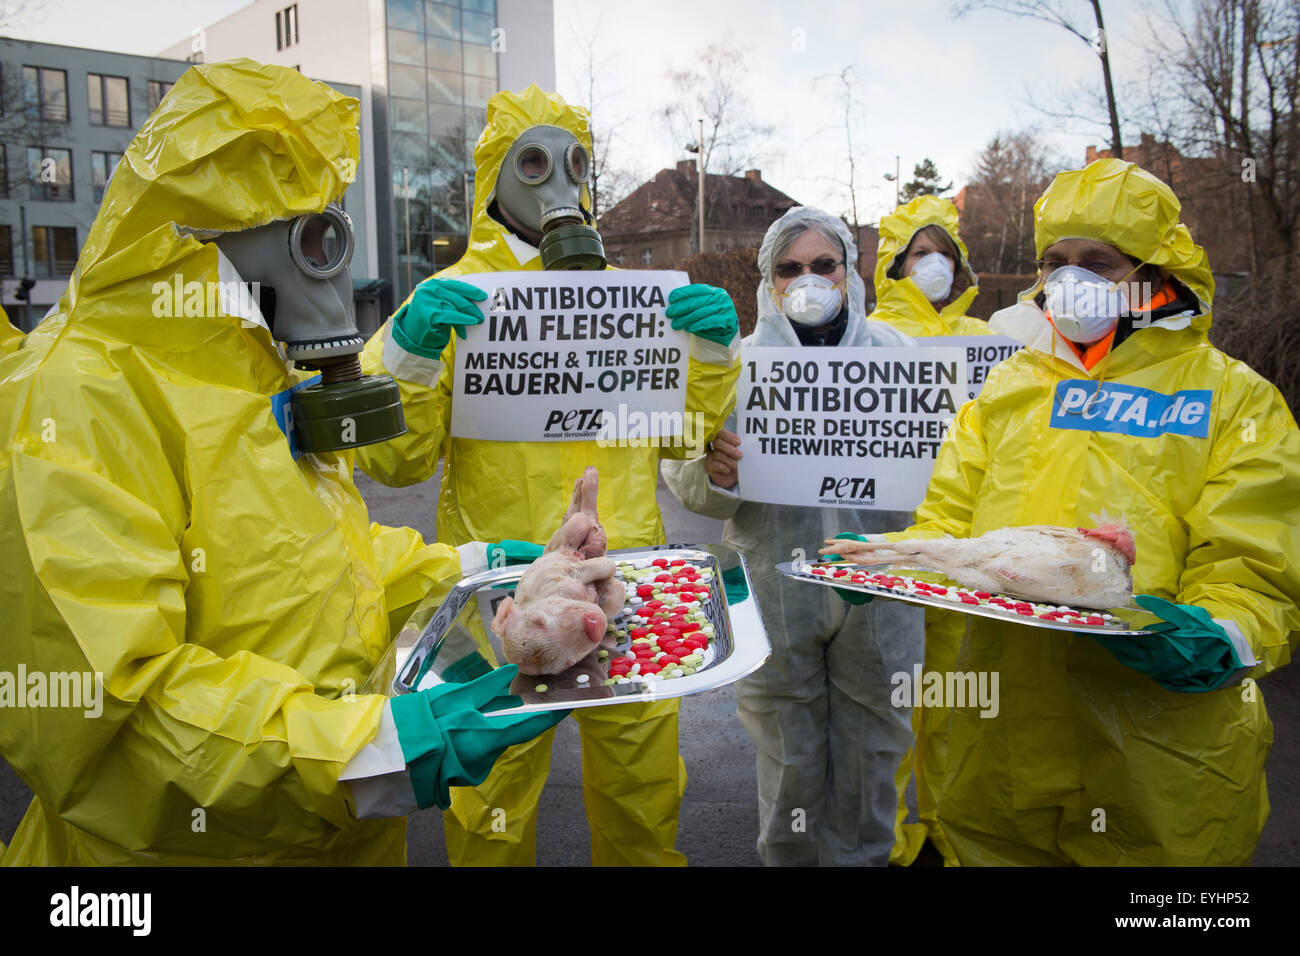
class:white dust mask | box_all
[909,252,954,302]
[1043,265,1129,344]
[780,273,843,326]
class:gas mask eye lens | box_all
[289,205,354,279]
[565,143,590,184]
[515,144,552,184]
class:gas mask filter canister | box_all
[213,204,406,453]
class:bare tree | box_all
[954,0,1125,158]
[1137,0,1300,413]
[568,10,638,218]
[1144,0,1300,264]
[814,66,865,229]
[661,44,773,176]
[962,130,1066,273]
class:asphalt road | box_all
[1,466,1296,866]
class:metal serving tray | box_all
[391,544,769,713]
[776,561,1157,636]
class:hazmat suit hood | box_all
[871,195,980,335]
[58,58,359,394]
[463,84,595,269]
[754,206,911,348]
[1032,157,1214,316]
[989,159,1215,372]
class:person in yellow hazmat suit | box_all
[830,158,1300,865]
[354,85,741,866]
[0,305,19,357]
[0,60,563,867]
[867,195,993,867]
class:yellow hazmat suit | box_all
[0,61,460,865]
[868,195,992,866]
[356,86,740,865]
[911,159,1300,865]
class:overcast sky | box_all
[3,0,1185,223]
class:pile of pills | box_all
[799,562,1117,627]
[601,557,718,686]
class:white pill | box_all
[576,673,590,683]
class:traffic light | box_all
[14,277,35,302]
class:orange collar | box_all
[1045,279,1177,370]
[1045,314,1116,370]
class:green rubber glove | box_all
[665,284,739,347]
[389,664,569,809]
[722,564,750,604]
[486,539,545,568]
[390,277,488,359]
[826,532,873,605]
[1086,595,1244,693]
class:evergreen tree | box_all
[900,158,953,201]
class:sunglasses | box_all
[774,257,844,279]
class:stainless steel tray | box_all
[392,544,769,713]
[776,561,1157,636]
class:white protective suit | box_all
[662,207,926,865]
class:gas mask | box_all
[212,204,406,453]
[495,125,606,270]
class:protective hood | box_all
[871,195,980,335]
[59,58,359,394]
[755,206,910,348]
[991,159,1215,374]
[1033,158,1214,311]
[464,85,595,269]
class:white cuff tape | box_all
[381,321,444,388]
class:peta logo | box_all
[1051,381,1212,438]
[544,408,605,431]
[819,476,876,499]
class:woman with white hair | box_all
[662,206,924,865]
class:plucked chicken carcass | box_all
[819,524,1136,609]
[491,467,625,675]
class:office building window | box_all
[0,226,12,277]
[22,66,68,122]
[26,146,73,201]
[147,79,174,112]
[87,74,131,127]
[91,151,123,202]
[32,226,78,276]
[276,3,299,50]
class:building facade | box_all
[0,37,191,329]
[0,36,379,333]
[163,0,557,308]
[598,161,798,269]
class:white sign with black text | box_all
[450,270,690,443]
[924,334,1024,400]
[736,346,966,510]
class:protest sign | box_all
[736,346,966,510]
[924,334,1024,400]
[450,271,690,443]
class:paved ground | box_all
[2,466,1296,866]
